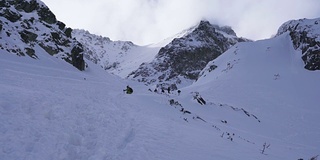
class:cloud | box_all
[42,0,320,45]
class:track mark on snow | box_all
[118,128,135,150]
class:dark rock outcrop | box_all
[0,8,22,22]
[0,0,8,7]
[37,6,56,24]
[57,21,66,30]
[25,47,37,59]
[290,31,320,70]
[71,44,86,71]
[39,43,59,55]
[65,28,72,38]
[15,0,38,13]
[19,30,38,43]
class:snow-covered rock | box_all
[0,0,85,70]
[72,29,161,77]
[276,18,320,70]
[128,20,249,90]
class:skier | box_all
[124,85,133,94]
[177,90,181,96]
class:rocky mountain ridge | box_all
[127,20,249,90]
[73,30,136,69]
[2,0,319,82]
[276,18,320,70]
[0,0,85,70]
[72,29,161,77]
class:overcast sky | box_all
[41,0,320,45]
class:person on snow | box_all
[177,90,181,96]
[124,85,133,94]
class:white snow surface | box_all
[1,32,320,160]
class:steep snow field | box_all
[1,32,319,160]
[191,33,320,158]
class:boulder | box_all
[65,28,72,38]
[38,7,56,24]
[57,21,66,30]
[0,8,22,22]
[19,30,38,43]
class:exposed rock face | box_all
[277,18,320,70]
[0,0,85,71]
[71,44,86,71]
[128,20,248,89]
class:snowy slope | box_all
[1,1,319,159]
[192,32,320,158]
[0,51,239,160]
[72,29,161,78]
[1,32,319,159]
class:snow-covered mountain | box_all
[276,18,320,70]
[1,27,319,160]
[190,21,320,159]
[127,20,249,90]
[1,0,320,159]
[0,0,85,70]
[72,29,160,77]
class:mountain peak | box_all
[276,17,320,70]
[128,21,248,89]
[195,20,237,37]
[198,20,211,28]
